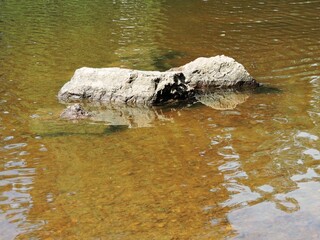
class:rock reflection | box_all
[56,89,252,128]
[88,104,172,128]
[196,90,249,110]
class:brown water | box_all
[0,0,320,239]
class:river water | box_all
[0,0,320,239]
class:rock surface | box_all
[60,104,92,120]
[58,68,194,106]
[170,55,259,89]
[58,55,259,106]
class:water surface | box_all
[0,0,320,239]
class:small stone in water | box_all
[60,104,92,120]
[199,151,206,156]
[30,114,40,118]
[39,147,48,152]
[3,136,14,141]
[19,151,29,156]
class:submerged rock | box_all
[58,55,259,106]
[60,104,92,120]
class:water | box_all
[0,0,320,239]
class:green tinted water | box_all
[0,0,320,239]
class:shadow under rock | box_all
[253,84,282,94]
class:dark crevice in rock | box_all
[153,77,195,105]
[153,77,161,91]
[127,73,138,84]
[99,91,106,100]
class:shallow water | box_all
[0,0,320,239]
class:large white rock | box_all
[58,68,194,106]
[170,55,257,89]
[58,55,259,106]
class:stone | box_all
[57,55,259,106]
[169,55,259,89]
[58,68,194,106]
[60,104,92,120]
